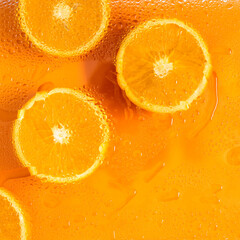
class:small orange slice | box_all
[13,88,110,183]
[18,0,110,57]
[0,188,29,240]
[117,19,212,113]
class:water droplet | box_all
[227,146,240,166]
[200,195,220,204]
[226,3,233,9]
[211,184,223,193]
[63,220,71,229]
[74,214,87,223]
[38,82,55,92]
[157,188,180,202]
[214,47,233,55]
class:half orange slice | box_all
[13,88,110,183]
[117,19,212,113]
[18,0,110,57]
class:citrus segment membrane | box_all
[18,0,110,57]
[117,19,212,113]
[13,88,110,183]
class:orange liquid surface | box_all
[1,0,240,239]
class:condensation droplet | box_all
[38,82,55,92]
[227,146,240,166]
[211,184,223,193]
[157,188,180,202]
[200,195,220,204]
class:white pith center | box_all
[53,2,81,23]
[53,2,73,22]
[52,124,71,144]
[154,56,173,78]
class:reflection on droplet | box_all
[145,162,165,183]
[115,189,137,212]
[227,146,240,166]
[213,47,232,55]
[200,195,220,204]
[63,220,71,229]
[74,215,87,223]
[211,184,223,193]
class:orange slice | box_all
[18,0,110,57]
[0,188,29,240]
[13,88,110,183]
[117,19,212,113]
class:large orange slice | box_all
[0,188,29,240]
[13,88,110,183]
[18,0,110,57]
[117,19,212,113]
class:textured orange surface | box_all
[1,0,240,239]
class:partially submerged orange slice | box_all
[18,0,110,57]
[13,88,110,183]
[117,19,212,113]
[0,188,29,240]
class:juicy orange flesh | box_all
[121,22,206,107]
[17,92,105,178]
[19,0,104,52]
[0,193,22,240]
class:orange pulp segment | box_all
[0,188,29,240]
[117,19,212,113]
[18,0,110,57]
[13,88,110,183]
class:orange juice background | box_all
[1,0,240,239]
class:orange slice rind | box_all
[117,19,212,113]
[13,88,110,183]
[0,188,29,240]
[18,0,110,57]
